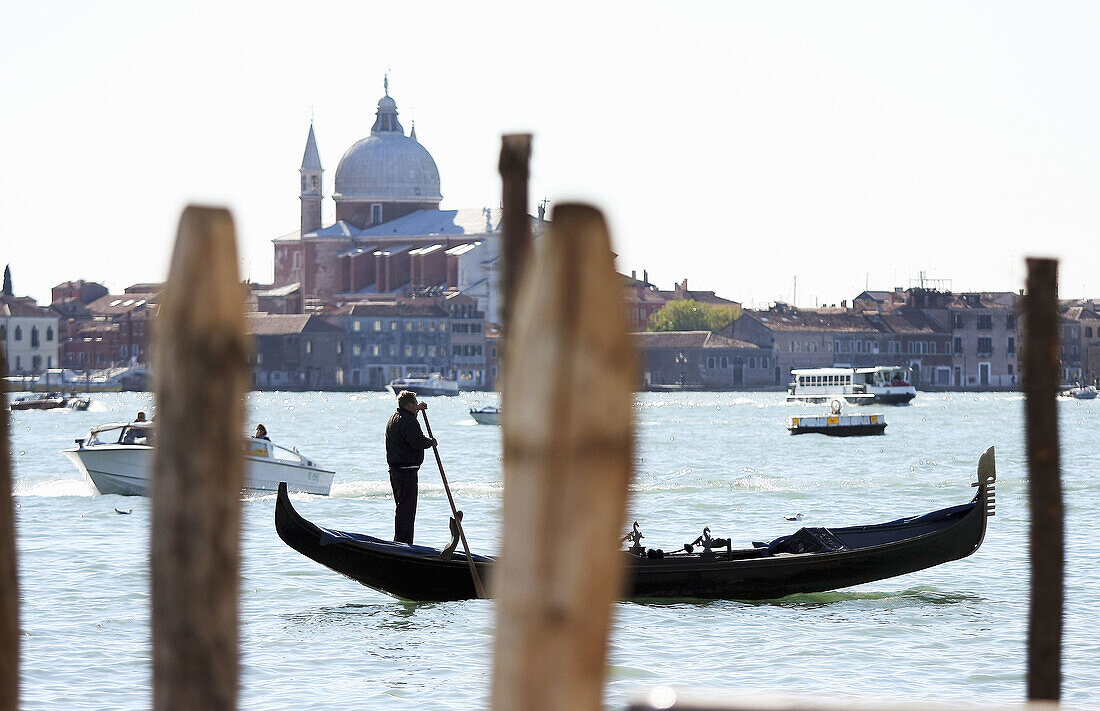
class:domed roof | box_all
[334,90,442,204]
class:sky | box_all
[3,1,1099,309]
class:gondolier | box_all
[386,390,437,544]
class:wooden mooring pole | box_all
[492,204,636,711]
[498,133,533,341]
[151,206,249,711]
[1023,257,1064,702]
[0,346,19,711]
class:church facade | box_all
[271,82,541,326]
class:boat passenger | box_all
[385,390,437,544]
[254,424,270,441]
[122,412,148,444]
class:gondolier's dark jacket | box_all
[386,408,434,469]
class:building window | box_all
[353,320,361,332]
[336,368,344,386]
[429,345,436,356]
[1007,336,1016,354]
[888,341,900,354]
[977,314,993,330]
[405,345,413,356]
[953,313,964,329]
[371,204,383,224]
[389,344,396,356]
[762,357,769,368]
[1087,327,1094,339]
[390,321,397,330]
[417,345,425,356]
[954,337,963,354]
[14,326,21,341]
[305,340,313,354]
[31,327,40,348]
[374,320,382,331]
[417,321,424,331]
[429,321,436,332]
[1007,314,1017,330]
[707,357,716,369]
[337,341,344,355]
[440,347,447,357]
[977,336,993,354]
[834,340,843,353]
[371,345,380,356]
[405,322,412,331]
[929,341,937,355]
[353,344,362,356]
[46,326,54,341]
[749,357,756,368]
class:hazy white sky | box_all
[3,1,1098,308]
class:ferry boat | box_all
[62,421,334,497]
[787,366,916,405]
[788,400,887,437]
[386,373,459,397]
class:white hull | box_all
[63,446,334,497]
[469,408,501,425]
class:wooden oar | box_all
[420,408,487,599]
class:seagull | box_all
[115,508,133,515]
[785,513,803,521]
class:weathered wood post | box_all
[498,133,533,340]
[0,346,19,711]
[492,204,636,711]
[1022,257,1064,702]
[151,206,249,711]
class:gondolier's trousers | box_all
[389,467,419,544]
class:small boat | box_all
[10,392,68,411]
[275,448,996,602]
[787,366,916,405]
[9,391,91,411]
[469,405,501,425]
[1059,386,1098,400]
[63,421,334,497]
[788,400,886,436]
[386,373,459,397]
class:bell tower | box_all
[299,123,323,235]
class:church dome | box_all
[333,91,442,204]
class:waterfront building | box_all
[247,313,345,390]
[939,291,1020,389]
[324,301,451,389]
[634,331,771,390]
[444,291,487,389]
[1,269,60,376]
[1061,302,1100,383]
[61,292,158,370]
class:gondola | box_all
[275,447,996,602]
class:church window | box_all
[311,176,319,190]
[371,204,383,225]
[301,176,306,193]
[14,326,21,341]
[353,320,361,332]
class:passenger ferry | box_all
[787,366,916,405]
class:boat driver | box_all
[123,411,149,445]
[385,390,437,544]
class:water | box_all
[9,392,1100,709]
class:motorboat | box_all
[469,405,501,425]
[1059,386,1098,400]
[9,392,89,411]
[63,421,334,497]
[787,399,886,436]
[787,366,917,405]
[275,448,996,602]
[386,373,459,397]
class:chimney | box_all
[841,300,847,309]
[631,270,637,281]
[643,270,648,285]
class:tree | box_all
[2,265,10,297]
[647,299,742,333]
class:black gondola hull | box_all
[275,450,995,603]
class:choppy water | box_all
[8,391,1100,709]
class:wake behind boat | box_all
[63,421,334,496]
[275,448,996,602]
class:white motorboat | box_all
[469,405,501,425]
[386,373,459,397]
[1060,385,1098,400]
[62,421,334,497]
[787,366,916,405]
